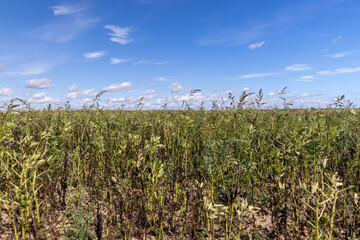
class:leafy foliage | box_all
[0,91,360,239]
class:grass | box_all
[0,89,359,239]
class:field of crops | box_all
[1,98,360,239]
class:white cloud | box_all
[21,66,48,75]
[333,35,342,43]
[317,71,331,75]
[243,87,250,91]
[11,62,53,76]
[168,82,190,94]
[293,79,312,83]
[25,78,54,89]
[37,12,98,42]
[32,92,47,99]
[141,89,158,100]
[109,96,138,103]
[285,64,311,71]
[104,25,133,45]
[82,98,93,106]
[337,67,360,74]
[26,92,65,106]
[68,84,78,92]
[0,87,14,97]
[295,79,312,82]
[154,60,179,65]
[301,75,314,79]
[248,41,265,49]
[317,67,360,75]
[102,82,133,92]
[28,95,65,106]
[30,96,53,104]
[331,52,346,58]
[93,89,334,110]
[235,72,280,79]
[144,89,156,95]
[134,60,152,66]
[107,97,127,103]
[82,89,97,97]
[67,92,82,99]
[67,89,97,99]
[84,51,105,58]
[51,5,85,16]
[153,77,168,82]
[326,50,358,58]
[110,58,131,64]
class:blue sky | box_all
[0,0,360,109]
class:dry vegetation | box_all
[0,89,359,239]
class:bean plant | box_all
[0,89,359,239]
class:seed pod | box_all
[30,142,39,148]
[6,122,16,129]
[36,159,46,167]
[111,177,117,183]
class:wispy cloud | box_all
[32,92,47,99]
[326,50,358,58]
[9,62,53,76]
[143,89,156,95]
[293,75,314,82]
[154,60,180,65]
[110,58,131,64]
[301,75,315,79]
[234,72,280,79]
[102,82,133,92]
[333,35,342,43]
[133,60,179,66]
[317,66,360,75]
[317,71,331,75]
[168,82,190,94]
[84,51,105,59]
[37,19,98,42]
[293,79,312,82]
[25,78,54,89]
[28,93,64,105]
[0,87,14,97]
[285,64,311,71]
[153,77,168,82]
[0,64,6,73]
[329,52,346,58]
[200,24,268,46]
[66,84,78,92]
[36,5,98,42]
[104,25,133,45]
[67,89,97,99]
[248,41,265,49]
[134,60,152,66]
[199,1,344,46]
[151,77,169,86]
[51,5,85,16]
